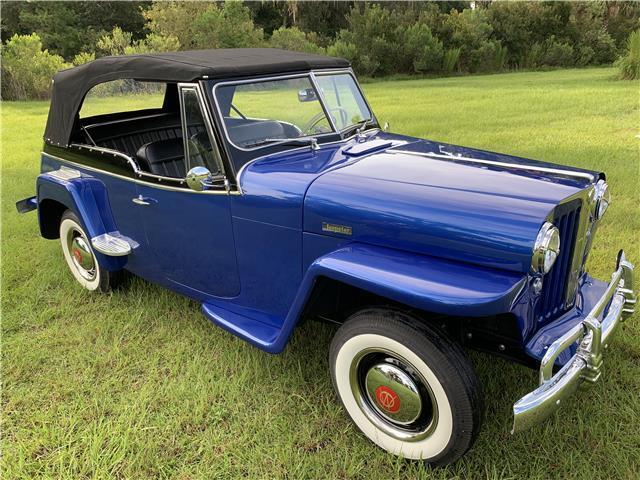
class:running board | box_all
[91,232,135,256]
[202,303,281,350]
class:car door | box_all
[135,83,240,298]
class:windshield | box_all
[314,73,372,131]
[214,72,373,149]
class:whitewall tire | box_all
[329,309,483,465]
[59,210,111,292]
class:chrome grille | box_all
[538,199,582,321]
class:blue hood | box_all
[303,136,593,274]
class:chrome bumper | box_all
[512,250,636,433]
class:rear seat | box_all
[136,138,186,178]
[83,113,199,158]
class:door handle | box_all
[132,195,152,206]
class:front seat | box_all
[136,138,186,178]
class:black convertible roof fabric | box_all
[44,48,349,146]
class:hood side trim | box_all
[393,150,596,182]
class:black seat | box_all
[227,120,287,147]
[136,138,186,178]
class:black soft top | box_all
[44,48,349,147]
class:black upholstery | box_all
[136,138,186,178]
[227,119,287,147]
[84,113,183,157]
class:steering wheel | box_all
[302,107,350,135]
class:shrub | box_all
[72,51,96,66]
[126,33,181,55]
[403,23,444,73]
[327,39,380,77]
[616,30,640,80]
[269,27,323,54]
[192,2,263,49]
[440,9,494,72]
[541,36,574,67]
[96,27,133,56]
[145,1,263,50]
[442,47,461,74]
[1,34,69,100]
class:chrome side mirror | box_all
[185,166,212,191]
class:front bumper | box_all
[512,250,636,433]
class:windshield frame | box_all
[210,68,377,153]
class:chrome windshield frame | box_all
[210,68,377,153]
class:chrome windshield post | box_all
[309,71,339,134]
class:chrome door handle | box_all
[132,195,151,206]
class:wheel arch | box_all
[36,173,126,271]
[272,243,531,362]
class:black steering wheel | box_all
[302,107,349,135]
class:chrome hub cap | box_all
[350,349,438,441]
[365,363,422,424]
[67,229,96,280]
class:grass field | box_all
[2,68,639,479]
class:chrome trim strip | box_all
[310,71,339,133]
[211,72,340,153]
[512,251,635,433]
[562,186,595,305]
[41,152,239,195]
[177,82,227,176]
[393,150,597,182]
[211,69,376,155]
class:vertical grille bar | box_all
[538,200,582,321]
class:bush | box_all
[192,2,263,49]
[440,9,494,72]
[442,48,461,74]
[403,23,443,73]
[327,39,380,77]
[1,34,69,100]
[616,30,640,80]
[96,27,133,56]
[541,36,575,67]
[269,27,323,54]
[72,51,96,66]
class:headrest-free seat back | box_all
[136,138,186,178]
[227,120,286,148]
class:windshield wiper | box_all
[250,136,319,150]
[341,118,375,139]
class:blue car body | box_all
[38,129,603,362]
[18,49,635,437]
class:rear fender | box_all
[37,172,126,271]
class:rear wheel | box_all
[329,308,483,465]
[59,210,113,292]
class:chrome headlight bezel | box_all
[531,222,561,274]
[593,179,610,221]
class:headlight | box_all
[531,222,560,274]
[594,179,610,220]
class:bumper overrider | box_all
[512,250,636,433]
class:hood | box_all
[304,138,593,273]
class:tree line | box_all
[2,1,639,100]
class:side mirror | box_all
[298,88,317,103]
[185,166,212,192]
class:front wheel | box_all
[329,308,484,465]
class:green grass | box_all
[2,67,639,479]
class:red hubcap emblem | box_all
[73,248,83,263]
[375,385,400,413]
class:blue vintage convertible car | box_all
[17,49,636,464]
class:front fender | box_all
[37,173,126,271]
[301,243,527,318]
[253,243,526,353]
